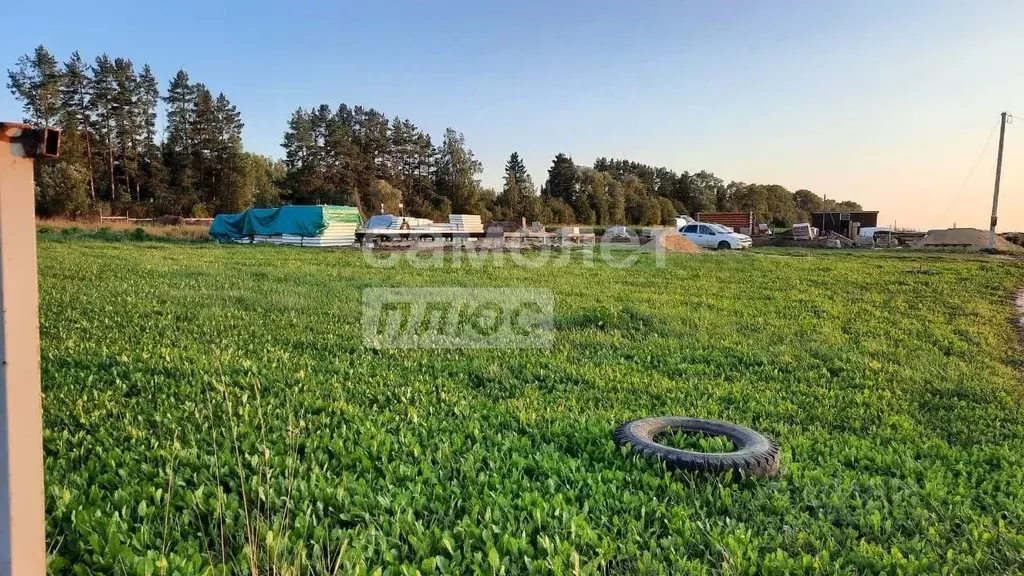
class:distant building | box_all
[811,211,879,238]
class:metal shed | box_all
[811,211,879,238]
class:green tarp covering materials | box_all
[209,205,362,240]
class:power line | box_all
[937,119,1001,221]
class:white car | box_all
[680,223,752,250]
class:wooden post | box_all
[989,112,1008,250]
[0,123,50,575]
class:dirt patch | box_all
[641,230,700,254]
[917,228,1022,251]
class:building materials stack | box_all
[791,223,817,240]
[209,205,362,247]
[281,220,359,247]
[448,214,484,234]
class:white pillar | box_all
[0,122,46,575]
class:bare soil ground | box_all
[641,230,700,253]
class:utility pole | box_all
[989,112,1008,250]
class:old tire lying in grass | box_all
[614,417,780,477]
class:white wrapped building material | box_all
[448,214,484,233]
[279,222,358,247]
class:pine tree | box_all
[545,154,577,202]
[6,45,62,126]
[135,65,159,146]
[90,55,118,203]
[212,93,248,212]
[6,45,258,217]
[60,51,96,201]
[500,152,534,219]
[386,116,412,185]
[282,108,322,204]
[434,128,482,215]
[190,84,218,212]
[112,58,138,198]
[163,70,197,207]
[133,65,161,202]
[349,107,389,212]
[214,93,243,145]
[325,106,362,209]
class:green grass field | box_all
[38,237,1024,574]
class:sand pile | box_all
[642,230,700,253]
[917,227,1022,251]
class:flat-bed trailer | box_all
[356,229,487,243]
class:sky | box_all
[2,0,1022,230]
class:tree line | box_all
[531,157,863,226]
[7,45,281,218]
[282,104,862,227]
[9,44,862,225]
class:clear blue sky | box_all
[3,0,1022,229]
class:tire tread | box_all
[614,417,781,477]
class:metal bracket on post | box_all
[0,121,59,575]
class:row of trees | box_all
[7,45,282,217]
[281,105,489,221]
[9,45,862,225]
[280,100,862,226]
[516,156,862,226]
[282,103,862,227]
